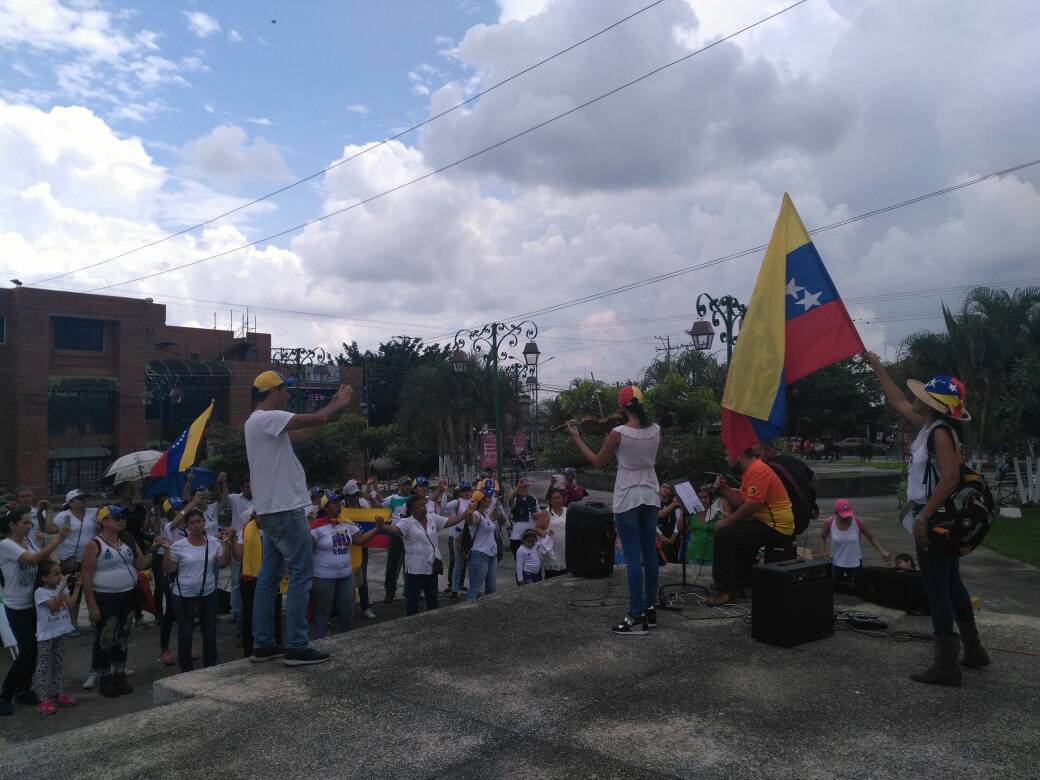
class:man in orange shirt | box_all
[709,448,795,605]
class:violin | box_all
[553,383,626,435]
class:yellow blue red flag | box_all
[150,400,215,475]
[721,194,864,459]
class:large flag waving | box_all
[150,400,215,476]
[721,194,864,459]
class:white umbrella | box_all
[103,450,163,485]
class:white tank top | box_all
[91,537,138,594]
[907,421,959,504]
[828,517,861,568]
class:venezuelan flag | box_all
[721,194,864,459]
[150,400,215,476]
[340,506,393,550]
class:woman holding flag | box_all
[567,385,661,636]
[865,352,987,686]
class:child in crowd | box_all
[33,561,80,714]
[515,528,544,585]
[894,553,916,570]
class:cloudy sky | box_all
[1,0,1037,394]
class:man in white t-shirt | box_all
[244,370,352,667]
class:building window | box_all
[53,316,104,351]
[48,453,112,496]
[48,378,118,435]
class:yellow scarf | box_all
[241,519,287,593]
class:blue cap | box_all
[414,476,430,488]
[458,480,472,491]
[564,467,577,476]
[324,490,344,503]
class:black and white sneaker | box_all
[645,605,658,629]
[282,647,331,667]
[612,613,649,636]
[249,645,285,663]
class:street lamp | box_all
[453,321,539,486]
[688,319,715,352]
[695,293,747,362]
[450,349,468,374]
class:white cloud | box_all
[345,103,369,115]
[179,124,292,189]
[227,29,243,43]
[245,116,274,126]
[184,11,220,39]
[498,0,550,24]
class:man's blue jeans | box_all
[916,541,973,636]
[253,507,312,650]
[466,551,498,603]
[615,505,660,615]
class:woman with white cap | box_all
[865,352,988,686]
[53,489,98,637]
[567,385,661,636]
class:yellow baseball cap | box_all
[253,370,296,392]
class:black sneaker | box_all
[249,645,286,663]
[645,606,658,629]
[282,647,331,667]
[383,593,395,604]
[612,613,649,636]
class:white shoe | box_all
[362,608,376,619]
[82,671,99,690]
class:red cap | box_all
[618,385,644,407]
[834,498,854,519]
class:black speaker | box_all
[565,500,615,578]
[751,559,833,648]
[855,565,930,615]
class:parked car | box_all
[833,437,887,454]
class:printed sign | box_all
[481,432,497,468]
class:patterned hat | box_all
[907,375,972,422]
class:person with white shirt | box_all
[464,490,500,604]
[155,497,187,667]
[309,491,381,638]
[541,488,569,578]
[14,486,53,546]
[244,370,352,667]
[32,561,81,714]
[54,489,99,636]
[342,479,377,619]
[443,481,473,599]
[506,478,540,560]
[515,529,544,584]
[378,494,471,616]
[226,481,254,628]
[0,507,70,716]
[158,508,233,673]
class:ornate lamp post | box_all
[272,346,333,412]
[453,321,539,485]
[694,293,747,362]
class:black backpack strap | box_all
[768,459,805,505]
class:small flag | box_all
[150,400,215,476]
[721,194,864,459]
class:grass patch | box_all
[836,460,905,470]
[983,508,1040,567]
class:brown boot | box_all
[113,672,133,695]
[957,618,991,668]
[99,675,120,698]
[910,635,962,686]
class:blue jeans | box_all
[310,574,355,638]
[449,541,467,592]
[466,551,498,603]
[615,505,660,615]
[916,542,973,636]
[254,507,313,650]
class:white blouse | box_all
[612,423,661,513]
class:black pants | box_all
[509,539,522,559]
[544,568,568,579]
[1,606,36,700]
[712,521,793,593]
[173,592,219,673]
[239,578,283,658]
[404,573,439,616]
[385,535,405,596]
[92,590,132,671]
[357,547,371,611]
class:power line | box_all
[25,0,672,288]
[68,0,811,294]
[490,157,1040,326]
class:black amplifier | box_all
[751,559,833,648]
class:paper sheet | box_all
[672,480,705,515]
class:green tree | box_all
[201,423,249,487]
[785,358,883,441]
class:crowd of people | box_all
[1,362,990,718]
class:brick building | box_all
[0,287,273,497]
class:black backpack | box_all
[924,424,994,557]
[765,455,819,535]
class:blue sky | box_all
[1,0,1038,388]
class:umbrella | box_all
[143,466,216,500]
[101,451,163,487]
